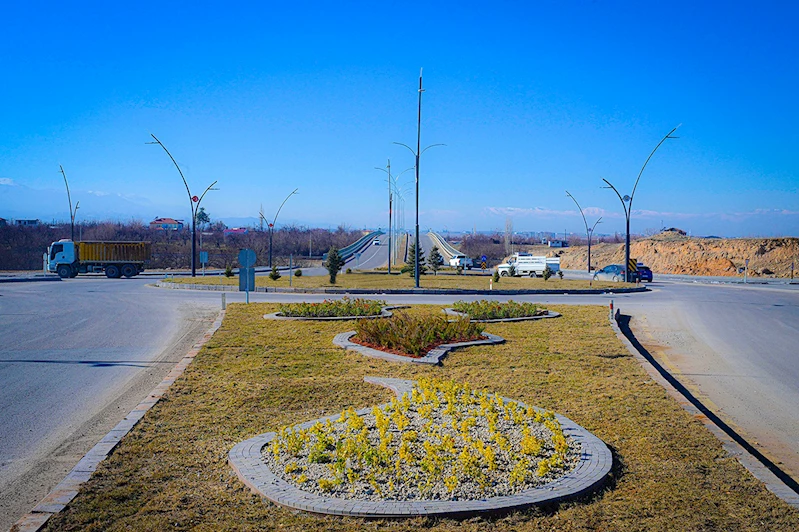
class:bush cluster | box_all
[278,297,385,318]
[354,312,484,357]
[452,300,547,320]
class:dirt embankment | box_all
[555,233,799,277]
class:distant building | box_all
[149,217,184,231]
[0,217,7,226]
[547,240,569,248]
[15,219,40,227]
[223,227,248,236]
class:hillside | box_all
[555,232,799,278]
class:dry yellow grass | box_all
[163,272,628,291]
[45,304,799,531]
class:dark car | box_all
[637,265,653,282]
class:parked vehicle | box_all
[448,254,473,269]
[45,240,151,278]
[637,264,653,282]
[496,253,560,277]
[592,264,629,282]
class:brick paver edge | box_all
[12,311,226,532]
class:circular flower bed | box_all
[263,378,578,502]
[452,300,549,321]
[277,297,386,318]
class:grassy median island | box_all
[45,304,799,531]
[161,272,630,291]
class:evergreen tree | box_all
[402,242,427,277]
[324,246,344,284]
[427,245,443,275]
[269,264,281,280]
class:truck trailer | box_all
[45,240,152,278]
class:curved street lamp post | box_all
[375,161,415,273]
[59,165,80,241]
[260,188,299,268]
[602,126,680,281]
[394,69,445,288]
[565,191,602,272]
[148,134,217,277]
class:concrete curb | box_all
[608,307,799,509]
[153,281,648,296]
[333,331,505,365]
[442,308,562,323]
[228,377,613,518]
[12,311,226,532]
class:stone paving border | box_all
[333,331,505,365]
[228,377,612,518]
[263,305,408,321]
[154,280,648,296]
[442,308,562,323]
[12,311,226,532]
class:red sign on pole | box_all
[192,195,199,202]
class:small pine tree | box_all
[224,264,234,277]
[401,242,427,277]
[428,246,443,276]
[269,265,281,280]
[492,270,500,283]
[508,264,516,277]
[324,246,344,284]
[542,266,553,281]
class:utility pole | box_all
[60,165,79,241]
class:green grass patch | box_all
[452,300,546,320]
[44,304,799,531]
[354,312,484,357]
[278,297,385,317]
[163,272,630,291]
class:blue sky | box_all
[1,1,797,237]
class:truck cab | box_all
[448,254,473,269]
[46,240,79,278]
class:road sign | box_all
[239,266,255,292]
[192,195,199,202]
[481,255,487,262]
[199,251,209,264]
[238,248,256,268]
[481,261,487,269]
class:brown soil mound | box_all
[556,233,799,278]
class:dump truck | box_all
[45,240,152,278]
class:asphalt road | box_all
[2,271,798,527]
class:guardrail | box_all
[323,230,384,263]
[427,231,462,260]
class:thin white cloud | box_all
[0,178,15,185]
[484,206,622,218]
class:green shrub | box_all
[279,297,385,318]
[224,265,234,277]
[452,300,546,320]
[557,270,564,279]
[492,270,500,283]
[294,269,302,277]
[269,265,281,281]
[542,266,553,281]
[324,247,344,284]
[355,312,484,357]
[508,264,516,277]
[346,268,352,274]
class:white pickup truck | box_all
[448,253,473,269]
[496,253,560,277]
